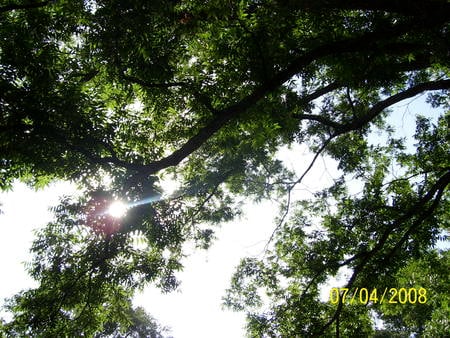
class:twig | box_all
[122,74,188,89]
[263,136,335,251]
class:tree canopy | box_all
[0,0,449,336]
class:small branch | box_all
[381,175,449,263]
[346,87,356,116]
[264,136,335,250]
[189,183,221,222]
[379,170,445,189]
[359,171,449,266]
[294,113,342,130]
[264,186,291,252]
[303,82,341,102]
[189,169,235,222]
[122,74,188,89]
[72,70,100,83]
[190,89,218,114]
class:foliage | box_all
[376,250,450,337]
[0,0,449,336]
[1,303,171,337]
[95,306,172,338]
[224,112,450,336]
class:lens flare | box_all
[106,193,165,219]
[108,201,128,218]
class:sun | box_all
[108,201,128,218]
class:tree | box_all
[95,306,172,338]
[0,0,449,336]
[375,250,450,337]
[1,303,171,337]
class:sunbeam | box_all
[128,195,162,208]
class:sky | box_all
[0,96,447,337]
[0,144,338,337]
[0,180,275,337]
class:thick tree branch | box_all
[9,63,446,181]
[295,113,343,130]
[302,81,341,102]
[337,79,450,134]
[0,1,51,13]
[14,19,439,177]
[293,0,450,18]
[294,79,450,133]
[134,21,435,176]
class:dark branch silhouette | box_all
[0,1,51,13]
[133,20,444,176]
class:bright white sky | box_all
[0,145,338,337]
[0,96,447,337]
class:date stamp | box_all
[329,287,427,305]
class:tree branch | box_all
[302,81,341,102]
[293,0,450,18]
[122,74,188,89]
[10,19,439,178]
[381,176,449,264]
[134,22,431,176]
[264,136,335,251]
[0,1,51,13]
[42,125,139,171]
[337,79,450,134]
[292,79,450,135]
[295,113,343,130]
